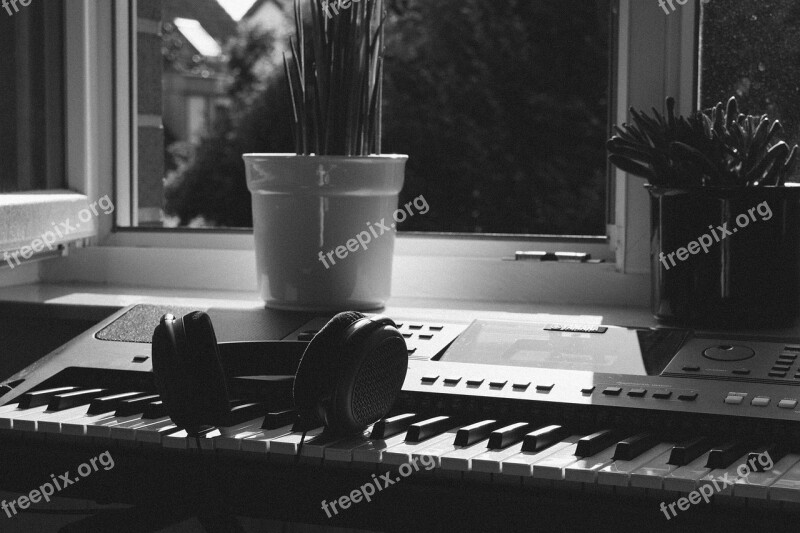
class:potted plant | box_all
[243,0,407,311]
[608,96,800,327]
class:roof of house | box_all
[163,0,238,42]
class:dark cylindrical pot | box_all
[648,185,800,328]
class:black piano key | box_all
[88,392,146,415]
[262,409,296,430]
[115,394,160,417]
[487,422,530,449]
[522,425,568,452]
[668,436,711,466]
[748,443,787,471]
[18,387,78,409]
[612,433,658,461]
[575,429,618,457]
[453,419,498,446]
[406,416,455,443]
[225,402,265,425]
[48,389,107,411]
[141,401,167,419]
[371,413,417,439]
[706,440,752,469]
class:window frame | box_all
[19,0,700,307]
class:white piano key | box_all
[15,405,95,433]
[351,433,409,464]
[136,421,180,444]
[769,456,800,502]
[529,436,586,480]
[301,429,365,459]
[663,451,713,493]
[61,412,118,436]
[630,446,682,489]
[324,435,373,463]
[697,453,751,495]
[502,436,581,477]
[268,428,325,456]
[211,418,266,451]
[563,443,618,483]
[438,440,495,472]
[110,416,173,440]
[734,453,800,500]
[382,430,457,466]
[596,443,674,486]
[86,414,145,438]
[240,425,296,454]
[163,428,222,449]
[0,406,49,430]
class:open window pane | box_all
[133,0,611,235]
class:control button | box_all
[732,369,751,375]
[724,395,744,405]
[408,324,424,330]
[780,352,799,359]
[602,387,622,396]
[466,379,484,387]
[580,386,595,395]
[418,333,434,340]
[751,396,770,407]
[421,375,439,385]
[778,399,798,409]
[393,322,403,328]
[489,381,507,390]
[703,345,755,361]
[512,382,530,391]
[652,390,672,399]
[132,356,149,363]
[402,333,413,338]
[443,377,461,386]
[678,392,698,402]
[769,370,787,378]
[773,364,792,371]
[535,383,554,392]
[407,347,417,354]
[785,345,800,352]
[428,325,444,331]
[682,365,700,372]
[627,388,646,398]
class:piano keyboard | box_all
[4,384,800,506]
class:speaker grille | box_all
[351,337,407,425]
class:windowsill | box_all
[0,191,98,255]
[0,281,655,327]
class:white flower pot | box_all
[244,154,407,311]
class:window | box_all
[124,0,613,236]
[0,0,64,192]
[700,0,800,150]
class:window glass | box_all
[137,0,611,234]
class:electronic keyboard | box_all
[2,304,800,532]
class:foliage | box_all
[284,0,386,155]
[608,96,798,187]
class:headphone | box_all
[151,311,409,437]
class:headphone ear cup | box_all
[293,311,365,425]
[152,312,230,433]
[181,312,231,428]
